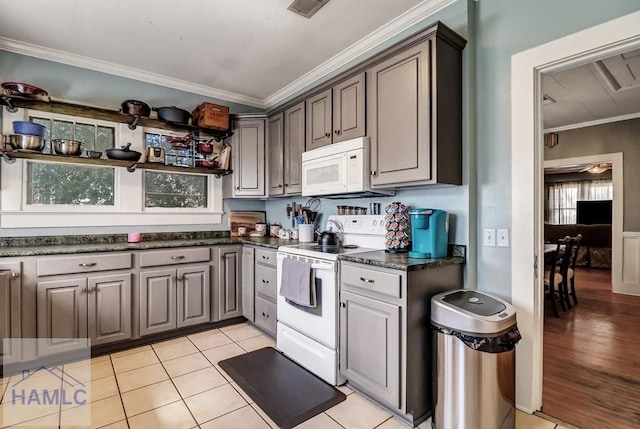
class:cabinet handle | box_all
[263,312,269,318]
[340,302,346,308]
[177,275,184,281]
[325,132,331,138]
[262,255,269,260]
[81,287,87,293]
[79,262,97,267]
[284,183,289,187]
[371,170,377,176]
[10,272,20,278]
[235,186,240,190]
[171,255,185,260]
[360,277,375,284]
[262,279,269,284]
[88,286,97,293]
[334,130,341,135]
[278,184,283,188]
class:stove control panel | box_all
[326,215,387,236]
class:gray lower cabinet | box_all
[213,245,242,321]
[339,261,463,425]
[306,73,366,151]
[230,116,266,197]
[244,246,277,337]
[140,264,210,336]
[367,27,465,188]
[36,272,133,356]
[241,246,255,321]
[1,263,22,365]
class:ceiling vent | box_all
[288,0,330,18]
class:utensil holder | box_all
[299,224,315,242]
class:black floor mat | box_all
[218,347,346,429]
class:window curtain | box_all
[546,179,613,224]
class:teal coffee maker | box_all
[408,209,449,258]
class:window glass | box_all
[144,171,207,208]
[27,162,115,206]
[145,132,193,167]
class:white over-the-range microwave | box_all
[301,137,394,198]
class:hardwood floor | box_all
[543,267,640,429]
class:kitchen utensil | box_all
[121,99,151,129]
[86,150,102,159]
[145,147,165,163]
[1,81,48,97]
[4,134,45,152]
[105,142,142,161]
[317,231,340,246]
[195,159,218,168]
[13,121,46,137]
[52,139,84,156]
[370,202,381,215]
[152,106,191,124]
[197,141,214,154]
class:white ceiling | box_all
[543,48,640,129]
[0,0,453,108]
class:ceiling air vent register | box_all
[288,0,330,18]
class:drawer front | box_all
[139,248,210,268]
[37,253,132,276]
[255,248,276,268]
[254,295,276,337]
[255,264,277,301]
[341,264,401,298]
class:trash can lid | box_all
[431,289,517,335]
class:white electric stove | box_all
[276,215,387,385]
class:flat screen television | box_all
[576,200,612,224]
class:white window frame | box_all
[0,108,223,228]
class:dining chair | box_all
[565,234,583,306]
[556,236,575,310]
[544,236,570,317]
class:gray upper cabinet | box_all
[267,104,304,197]
[306,73,365,151]
[231,116,266,197]
[214,245,242,321]
[367,30,464,188]
[0,264,21,365]
[267,112,285,196]
[306,88,332,150]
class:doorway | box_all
[510,10,640,416]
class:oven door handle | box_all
[310,264,333,271]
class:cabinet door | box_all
[284,101,305,195]
[177,265,211,328]
[367,41,431,187]
[306,88,332,150]
[216,246,242,321]
[242,247,255,321]
[88,273,132,346]
[36,278,88,357]
[0,269,21,364]
[267,112,285,196]
[232,118,266,197]
[340,290,400,408]
[333,73,365,143]
[140,269,176,336]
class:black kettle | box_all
[317,231,340,246]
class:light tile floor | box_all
[0,322,564,429]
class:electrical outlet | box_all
[497,229,510,247]
[483,228,496,247]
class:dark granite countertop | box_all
[0,236,297,258]
[339,250,465,271]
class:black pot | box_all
[121,100,151,117]
[153,106,191,124]
[105,143,142,161]
[317,231,340,246]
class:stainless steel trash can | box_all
[431,289,521,429]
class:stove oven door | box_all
[276,253,337,349]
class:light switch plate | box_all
[483,228,496,247]
[497,229,510,247]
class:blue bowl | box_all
[13,121,46,137]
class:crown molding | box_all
[0,0,456,110]
[544,111,640,133]
[263,0,457,107]
[0,37,265,109]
